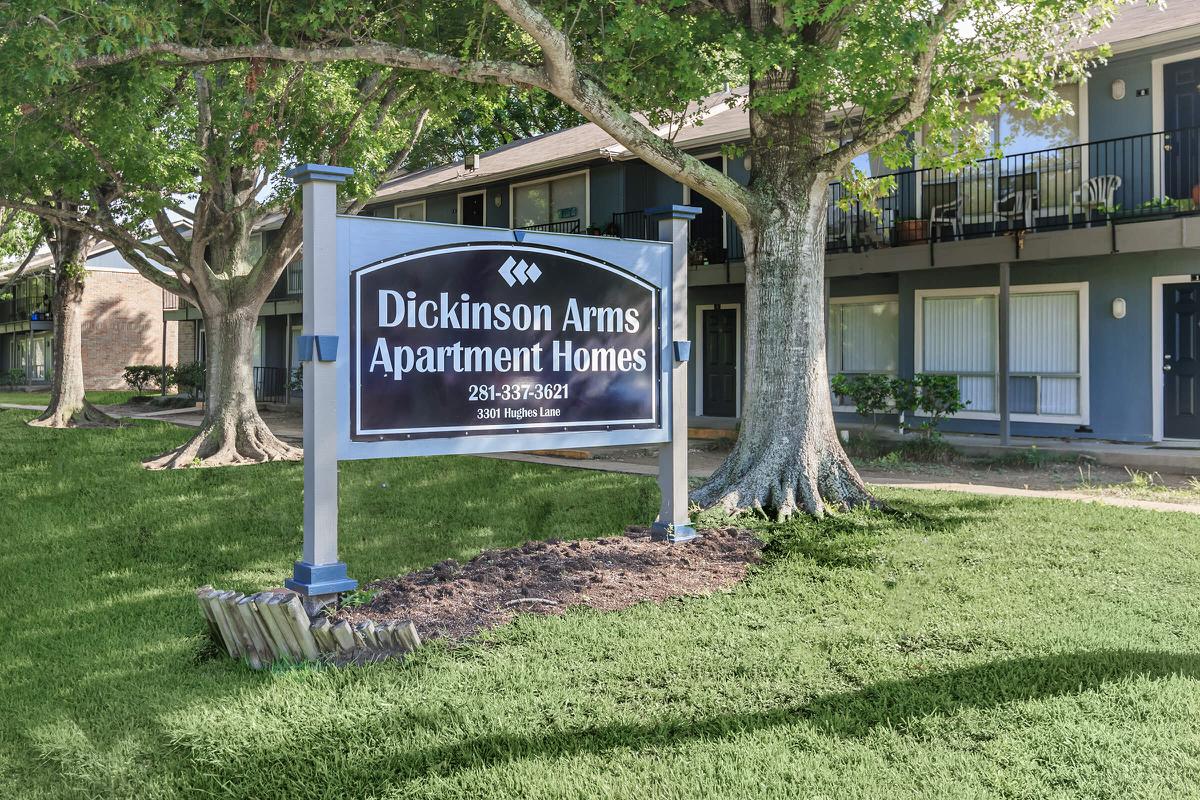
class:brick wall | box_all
[177,319,197,364]
[80,269,178,390]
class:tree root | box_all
[690,440,882,520]
[144,412,301,469]
[28,398,119,429]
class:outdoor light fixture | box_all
[494,195,502,207]
[743,154,752,171]
[464,153,480,171]
[1112,297,1127,319]
[1111,79,1126,100]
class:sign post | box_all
[284,163,358,605]
[281,165,698,601]
[649,205,700,543]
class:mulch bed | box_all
[333,526,764,642]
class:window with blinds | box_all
[828,298,900,379]
[920,288,1083,417]
[512,172,587,228]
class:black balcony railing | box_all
[827,126,1200,252]
[519,219,582,234]
[610,210,652,240]
[254,366,288,405]
[0,274,52,325]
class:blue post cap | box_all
[646,204,703,221]
[285,163,355,184]
[285,560,358,596]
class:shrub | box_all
[830,373,892,427]
[1,367,25,387]
[913,373,967,438]
[174,361,206,399]
[123,365,161,394]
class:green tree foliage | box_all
[0,19,468,461]
[44,0,1136,506]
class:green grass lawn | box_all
[3,408,1200,799]
[0,390,138,407]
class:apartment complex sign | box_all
[349,241,666,451]
[283,161,693,598]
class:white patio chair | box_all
[929,195,963,241]
[1071,174,1122,222]
[994,189,1038,230]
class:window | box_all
[511,171,587,229]
[917,285,1087,420]
[394,200,425,221]
[248,233,264,263]
[828,297,900,377]
[1010,292,1080,415]
[286,261,303,295]
[253,321,264,369]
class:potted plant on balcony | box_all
[895,216,929,245]
[1138,196,1179,221]
[1088,203,1122,226]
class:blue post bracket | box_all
[285,560,358,596]
[297,335,339,362]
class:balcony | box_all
[825,127,1200,253]
[603,127,1200,270]
[0,274,52,326]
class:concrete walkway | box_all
[488,451,1200,515]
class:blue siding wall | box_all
[830,249,1200,442]
[589,163,625,229]
[426,194,457,224]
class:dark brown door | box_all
[460,193,484,226]
[702,307,738,417]
[1164,281,1200,439]
[1163,58,1200,201]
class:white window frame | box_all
[393,199,426,221]
[913,282,1090,424]
[457,189,487,227]
[1151,48,1200,198]
[1151,273,1199,441]
[508,168,590,229]
[693,303,742,418]
[286,260,303,295]
[827,293,901,413]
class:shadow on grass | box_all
[757,494,1002,570]
[372,648,1198,778]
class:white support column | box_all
[998,261,1011,446]
[649,205,701,544]
[283,163,358,601]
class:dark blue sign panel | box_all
[350,242,660,441]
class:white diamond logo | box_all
[498,256,517,286]
[498,256,541,286]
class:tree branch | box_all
[814,0,968,173]
[73,33,754,223]
[0,234,46,296]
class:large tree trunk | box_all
[690,155,877,519]
[29,242,116,429]
[144,299,299,468]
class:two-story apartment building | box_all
[1,243,179,389]
[170,1,1200,443]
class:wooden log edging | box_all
[195,586,422,668]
